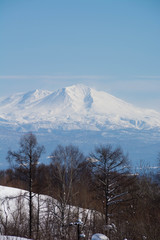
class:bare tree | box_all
[88,145,132,236]
[7,132,45,239]
[49,144,85,239]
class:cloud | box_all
[136,75,160,79]
[107,78,160,93]
[0,75,109,80]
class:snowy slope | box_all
[0,185,94,239]
[0,236,31,240]
[0,84,160,131]
[0,185,91,218]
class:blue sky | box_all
[0,0,160,110]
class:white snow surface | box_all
[91,233,109,240]
[0,185,96,233]
[0,84,160,131]
[0,185,53,218]
[0,236,32,240]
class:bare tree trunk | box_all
[29,180,32,239]
[36,193,40,240]
[29,157,32,239]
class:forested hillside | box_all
[0,133,159,240]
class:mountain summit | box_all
[0,84,160,168]
[0,84,160,132]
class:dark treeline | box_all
[0,133,160,240]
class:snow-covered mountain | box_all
[0,84,160,132]
[0,84,160,168]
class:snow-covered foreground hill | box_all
[0,185,91,220]
[0,185,100,240]
[0,236,31,240]
[0,84,160,168]
[0,234,108,240]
